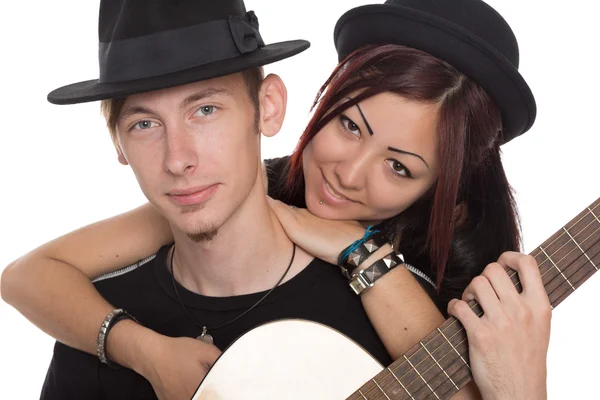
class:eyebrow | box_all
[355,103,375,136]
[118,105,157,122]
[351,101,429,169]
[118,88,232,122]
[388,146,430,169]
[178,88,232,109]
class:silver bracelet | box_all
[348,251,436,295]
[348,252,404,295]
[97,308,137,369]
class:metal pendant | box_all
[196,326,214,345]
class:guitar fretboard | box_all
[347,197,600,400]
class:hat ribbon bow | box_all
[228,11,265,54]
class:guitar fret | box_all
[420,342,459,390]
[539,246,575,290]
[437,328,470,369]
[411,329,470,399]
[562,227,598,271]
[542,207,600,308]
[387,367,415,400]
[435,349,473,400]
[549,233,600,308]
[372,379,391,400]
[551,262,599,308]
[403,354,440,399]
[358,389,368,400]
[589,207,600,225]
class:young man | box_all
[32,1,392,399]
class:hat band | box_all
[98,12,265,84]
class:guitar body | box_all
[192,319,383,400]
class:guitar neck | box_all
[347,197,600,400]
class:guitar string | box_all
[355,203,600,399]
[410,228,600,400]
[359,223,600,399]
[375,205,600,392]
[357,237,600,400]
[364,224,600,399]
[530,202,600,266]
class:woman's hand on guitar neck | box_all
[448,251,551,400]
[135,333,221,400]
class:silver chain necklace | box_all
[169,243,296,345]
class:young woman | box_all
[2,1,550,399]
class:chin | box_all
[181,218,222,241]
[307,201,351,221]
[165,204,221,234]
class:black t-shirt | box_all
[41,246,391,399]
[41,155,436,399]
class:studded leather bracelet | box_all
[97,308,138,369]
[337,227,389,279]
[348,251,405,295]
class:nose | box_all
[163,126,198,176]
[333,148,370,191]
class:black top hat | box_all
[334,0,536,143]
[48,0,309,105]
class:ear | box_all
[258,73,287,138]
[115,144,129,166]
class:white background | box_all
[0,0,598,398]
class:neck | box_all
[170,181,308,297]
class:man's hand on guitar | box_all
[139,335,221,400]
[447,251,552,400]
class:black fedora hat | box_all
[334,0,536,143]
[48,0,310,105]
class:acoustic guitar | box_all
[192,196,600,400]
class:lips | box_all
[167,184,219,206]
[319,174,355,206]
[324,180,349,201]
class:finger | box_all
[461,275,501,317]
[447,298,481,331]
[496,252,546,298]
[481,262,521,304]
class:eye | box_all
[339,115,361,137]
[195,105,216,116]
[385,159,412,178]
[133,120,159,130]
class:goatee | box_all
[187,228,218,243]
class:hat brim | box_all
[334,5,536,142]
[47,40,309,105]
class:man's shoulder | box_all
[92,252,160,284]
[92,245,173,318]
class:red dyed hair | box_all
[286,44,513,290]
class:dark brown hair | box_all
[285,45,520,306]
[101,67,264,143]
